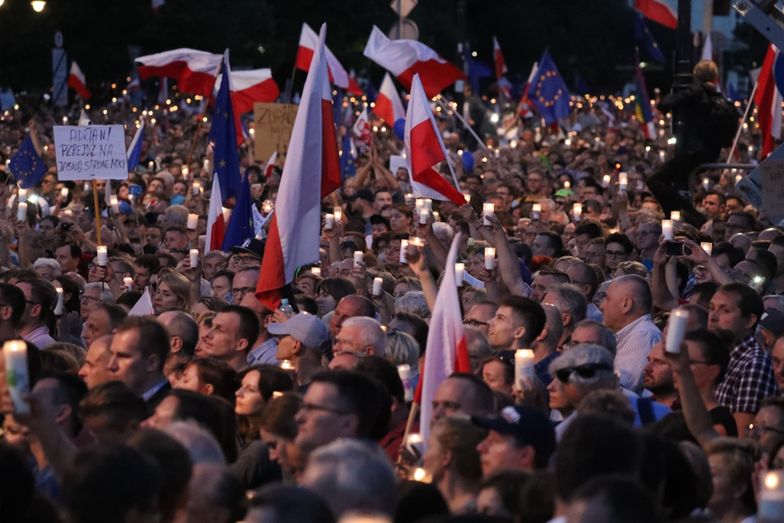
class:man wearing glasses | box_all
[0,283,25,340]
[463,301,497,336]
[16,277,57,349]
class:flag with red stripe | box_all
[635,0,677,30]
[754,45,783,159]
[68,61,92,100]
[404,74,466,205]
[204,175,226,254]
[493,36,507,80]
[296,23,363,96]
[256,23,340,310]
[374,73,406,126]
[136,48,222,97]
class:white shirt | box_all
[614,314,661,393]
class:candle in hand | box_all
[189,249,199,269]
[3,340,30,415]
[662,219,673,241]
[399,239,409,264]
[96,246,108,266]
[484,247,496,270]
[353,251,363,268]
[514,349,535,387]
[482,203,494,226]
[187,213,198,230]
[665,308,690,354]
[372,277,383,296]
[455,263,465,287]
[16,202,27,223]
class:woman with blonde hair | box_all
[153,270,191,314]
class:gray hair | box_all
[162,420,225,465]
[384,330,419,369]
[573,319,618,357]
[33,257,61,276]
[84,282,114,303]
[302,439,396,517]
[394,290,430,318]
[464,326,493,373]
[342,316,386,358]
[547,283,588,327]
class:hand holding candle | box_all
[482,203,495,226]
[372,277,383,297]
[96,245,108,266]
[455,263,465,287]
[665,308,689,354]
[353,251,364,268]
[190,249,199,269]
[399,239,409,264]
[3,340,30,415]
[662,219,673,241]
[54,288,64,315]
[484,247,496,270]
[187,213,198,230]
[514,349,535,388]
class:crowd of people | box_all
[0,57,783,523]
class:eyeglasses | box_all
[606,250,627,258]
[464,319,489,327]
[555,363,613,383]
[300,402,351,416]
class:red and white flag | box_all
[635,0,677,30]
[417,231,472,443]
[404,74,466,205]
[493,36,507,80]
[205,175,226,255]
[215,68,280,144]
[374,73,406,125]
[295,23,363,96]
[136,48,222,97]
[755,45,783,159]
[353,107,372,146]
[68,61,91,100]
[256,23,340,310]
[263,151,278,179]
[363,25,465,98]
[517,61,538,118]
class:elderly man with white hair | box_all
[333,316,386,358]
[33,258,61,282]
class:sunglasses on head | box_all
[555,363,613,383]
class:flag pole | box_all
[726,82,759,162]
[434,98,490,154]
[285,67,297,103]
[398,401,419,463]
[186,108,209,168]
[92,179,102,245]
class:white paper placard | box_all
[53,125,128,180]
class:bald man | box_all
[78,335,114,389]
[600,275,662,392]
[329,295,376,338]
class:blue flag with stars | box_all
[208,53,241,205]
[221,169,254,251]
[633,12,666,63]
[10,135,47,189]
[527,51,571,125]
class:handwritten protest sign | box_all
[253,103,297,161]
[762,162,784,226]
[53,125,128,180]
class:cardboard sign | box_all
[742,144,784,225]
[53,125,128,180]
[253,103,297,161]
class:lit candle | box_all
[702,178,710,190]
[324,213,335,229]
[60,187,69,199]
[372,277,383,296]
[203,159,211,172]
[424,199,432,211]
[415,198,425,211]
[455,262,465,287]
[514,349,536,387]
[54,287,64,315]
[419,208,429,225]
[413,467,428,482]
[662,219,673,240]
[670,211,681,222]
[659,150,666,161]
[665,308,690,354]
[462,192,472,204]
[404,193,414,206]
[222,207,231,222]
[602,174,611,187]
[311,267,321,277]
[187,213,198,230]
[262,200,273,214]
[618,172,628,192]
[3,340,30,415]
[410,237,424,247]
[432,211,440,222]
[182,165,189,177]
[735,174,743,184]
[484,247,496,270]
[18,188,26,204]
[16,202,27,222]
[399,239,409,264]
[189,249,199,268]
[482,203,494,226]
[701,242,713,256]
[564,181,571,190]
[397,364,413,402]
[192,181,201,196]
[110,195,119,213]
[280,359,294,371]
[333,207,342,222]
[759,471,784,520]
[572,203,583,221]
[353,251,364,268]
[531,203,541,221]
[123,277,134,291]
[272,391,283,399]
[96,245,108,266]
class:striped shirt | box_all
[614,314,662,393]
[716,335,779,414]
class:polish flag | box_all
[517,62,538,118]
[373,73,405,126]
[136,48,223,97]
[635,0,677,30]
[204,175,226,255]
[417,231,472,443]
[363,26,465,98]
[215,69,280,115]
[256,23,341,310]
[353,107,372,146]
[493,36,507,80]
[68,61,92,100]
[263,151,278,179]
[754,45,783,159]
[404,74,466,205]
[295,23,363,96]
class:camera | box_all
[665,241,692,257]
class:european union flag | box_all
[126,122,145,172]
[221,170,254,251]
[209,53,241,205]
[633,12,666,64]
[340,133,356,180]
[527,51,571,125]
[10,136,47,189]
[464,48,493,93]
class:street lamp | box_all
[31,1,46,12]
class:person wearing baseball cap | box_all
[473,405,555,476]
[268,313,329,387]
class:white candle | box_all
[455,263,465,287]
[564,181,571,190]
[333,207,342,222]
[424,199,432,211]
[192,181,201,195]
[659,150,666,161]
[222,207,231,222]
[702,178,710,190]
[482,202,494,226]
[531,203,541,220]
[372,277,383,296]
[16,202,27,222]
[397,364,413,402]
[670,211,681,222]
[484,247,496,270]
[572,203,583,221]
[110,195,119,213]
[662,219,673,240]
[619,172,628,192]
[311,267,322,277]
[602,174,611,187]
[353,251,363,268]
[189,249,199,268]
[432,211,440,222]
[123,277,133,291]
[415,198,424,211]
[404,193,414,206]
[60,187,69,199]
[399,239,409,264]
[3,340,30,415]
[203,159,211,172]
[324,213,335,229]
[514,349,536,386]
[187,213,198,230]
[280,359,294,371]
[262,200,273,214]
[419,208,429,225]
[759,471,784,520]
[54,287,64,315]
[462,193,472,204]
[96,245,108,266]
[701,242,713,256]
[182,165,189,177]
[17,188,26,203]
[665,308,690,354]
